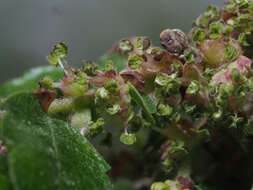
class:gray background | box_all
[0,0,226,84]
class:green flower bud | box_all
[213,109,223,120]
[244,120,253,135]
[171,112,181,123]
[168,140,188,155]
[204,5,219,20]
[119,39,133,53]
[151,47,164,61]
[120,133,136,145]
[209,21,224,39]
[225,3,237,12]
[47,42,68,66]
[224,44,239,62]
[238,33,250,47]
[136,37,150,51]
[183,103,196,114]
[171,60,182,74]
[235,0,250,9]
[95,87,108,103]
[75,70,88,86]
[103,60,116,74]
[48,98,74,115]
[186,80,200,95]
[181,48,195,64]
[229,114,244,128]
[67,83,86,97]
[155,74,181,94]
[219,83,234,98]
[107,104,121,115]
[192,28,206,42]
[244,78,253,92]
[86,118,105,138]
[157,104,173,116]
[40,76,54,90]
[128,55,143,70]
[161,159,174,174]
[82,60,98,76]
[208,82,218,96]
[230,68,244,83]
[150,182,171,190]
[105,79,120,94]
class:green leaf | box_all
[0,175,11,190]
[97,53,128,72]
[0,66,63,98]
[128,83,155,124]
[0,93,112,190]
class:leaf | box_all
[0,93,112,190]
[0,66,63,98]
[128,83,155,124]
[97,53,128,72]
[0,175,11,190]
[142,94,157,114]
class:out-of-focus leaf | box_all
[0,175,11,190]
[0,66,63,98]
[97,53,128,72]
[0,93,112,190]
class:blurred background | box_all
[0,0,226,85]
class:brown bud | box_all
[34,88,57,112]
[160,29,188,56]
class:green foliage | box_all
[0,93,112,190]
[0,66,63,98]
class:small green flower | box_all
[230,68,244,83]
[103,60,116,74]
[87,118,105,138]
[105,79,120,94]
[183,103,196,114]
[95,87,108,103]
[150,182,171,190]
[40,76,54,90]
[171,112,181,123]
[161,159,174,174]
[47,42,68,66]
[209,21,224,39]
[229,114,244,128]
[120,133,136,145]
[151,47,164,61]
[155,74,181,94]
[219,83,234,99]
[186,80,200,95]
[224,44,239,62]
[136,37,150,50]
[235,0,250,9]
[168,140,188,155]
[193,28,206,42]
[181,48,195,64]
[157,104,173,116]
[128,55,143,70]
[119,39,133,53]
[244,120,253,135]
[75,70,88,86]
[238,32,250,47]
[107,104,121,115]
[82,60,98,76]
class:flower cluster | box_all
[37,0,253,189]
